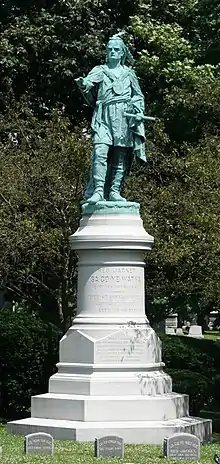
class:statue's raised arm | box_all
[76,34,154,204]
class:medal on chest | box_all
[112,80,124,95]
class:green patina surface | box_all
[82,200,140,216]
[75,33,154,206]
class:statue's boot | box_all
[86,190,103,204]
[86,148,108,204]
[109,151,127,202]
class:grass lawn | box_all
[1,426,220,464]
[204,331,220,341]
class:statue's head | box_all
[107,38,124,63]
[106,34,134,65]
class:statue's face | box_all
[107,40,124,62]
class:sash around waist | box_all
[95,97,130,124]
[96,96,129,107]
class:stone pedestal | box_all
[8,202,212,443]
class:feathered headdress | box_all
[107,32,135,65]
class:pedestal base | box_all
[7,322,212,443]
[8,417,211,444]
[7,203,212,444]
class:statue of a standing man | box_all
[76,34,146,204]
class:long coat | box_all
[77,64,146,162]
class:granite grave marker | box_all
[164,433,200,460]
[188,325,204,339]
[176,328,184,336]
[95,435,124,458]
[24,432,54,455]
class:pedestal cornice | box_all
[70,201,154,252]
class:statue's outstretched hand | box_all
[75,77,94,91]
[75,77,84,85]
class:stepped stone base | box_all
[7,205,212,444]
[8,416,212,444]
[30,392,189,422]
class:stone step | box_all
[31,392,189,422]
[49,370,172,396]
[7,416,212,444]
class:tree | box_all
[1,0,220,328]
[0,100,91,331]
[0,0,140,116]
[125,3,220,324]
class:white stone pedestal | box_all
[8,202,212,443]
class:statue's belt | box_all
[95,97,129,124]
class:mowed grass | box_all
[1,426,220,464]
[204,331,220,341]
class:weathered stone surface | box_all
[95,435,124,458]
[188,325,204,338]
[8,416,212,444]
[164,433,200,460]
[176,328,184,336]
[7,211,212,444]
[24,432,54,455]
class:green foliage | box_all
[1,0,220,326]
[127,133,220,324]
[212,375,220,407]
[161,334,220,377]
[160,334,220,414]
[0,309,61,420]
[0,308,219,422]
[0,0,140,114]
[0,101,91,330]
[123,0,220,324]
[167,369,212,415]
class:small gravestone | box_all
[24,432,54,455]
[164,433,200,460]
[188,325,204,339]
[165,314,178,330]
[176,328,184,336]
[165,327,176,335]
[95,435,124,458]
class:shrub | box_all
[159,334,220,414]
[212,375,220,407]
[167,369,213,415]
[160,333,220,378]
[0,309,61,420]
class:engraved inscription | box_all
[95,436,124,458]
[84,266,144,315]
[24,433,54,455]
[164,434,200,460]
[95,328,148,364]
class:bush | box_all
[159,334,220,414]
[167,369,213,415]
[160,333,220,378]
[0,309,61,420]
[212,375,220,407]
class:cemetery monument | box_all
[8,34,211,443]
